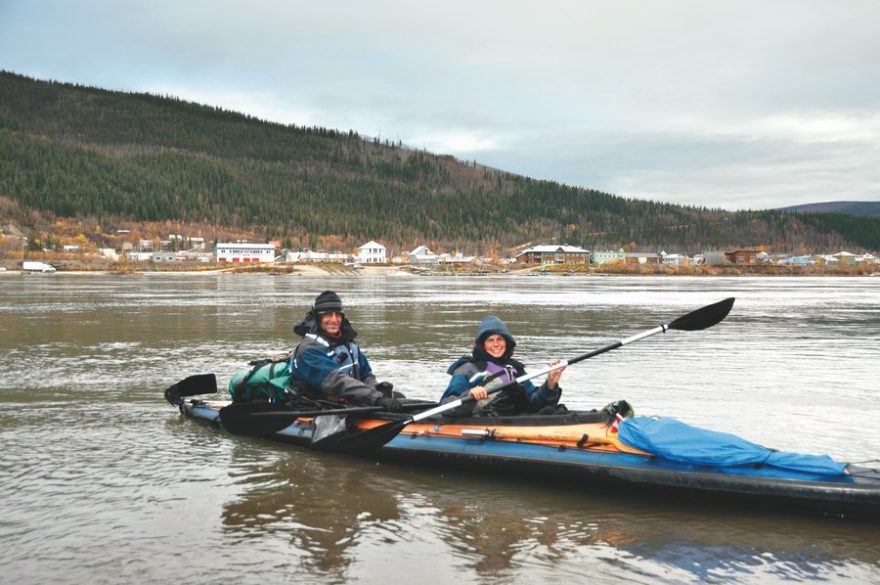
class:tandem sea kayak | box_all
[168,395,880,522]
[162,298,878,520]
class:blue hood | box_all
[474,316,517,349]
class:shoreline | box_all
[2,265,878,277]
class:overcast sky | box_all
[2,0,879,210]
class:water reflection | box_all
[219,444,880,584]
[221,446,402,578]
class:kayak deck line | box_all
[381,421,649,455]
[190,400,644,454]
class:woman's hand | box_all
[546,359,566,389]
[469,386,489,400]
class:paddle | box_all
[164,373,217,405]
[319,297,736,453]
[218,400,437,436]
[218,402,386,435]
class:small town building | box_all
[778,255,815,265]
[725,250,762,265]
[358,241,387,264]
[285,250,350,263]
[99,248,119,261]
[152,252,177,263]
[438,251,477,264]
[623,252,661,265]
[408,245,439,265]
[697,251,729,265]
[660,251,686,266]
[518,245,591,264]
[591,249,625,265]
[833,251,858,266]
[125,251,154,262]
[215,243,276,263]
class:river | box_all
[1,273,878,584]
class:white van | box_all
[22,261,57,273]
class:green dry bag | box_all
[228,357,291,402]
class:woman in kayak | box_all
[290,290,402,412]
[440,315,566,416]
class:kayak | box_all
[163,298,880,520]
[172,397,880,521]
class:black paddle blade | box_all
[312,419,409,454]
[668,297,735,331]
[164,373,217,405]
[218,402,297,436]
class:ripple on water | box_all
[1,275,879,585]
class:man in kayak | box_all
[290,291,402,412]
[440,315,566,416]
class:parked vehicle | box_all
[22,261,56,273]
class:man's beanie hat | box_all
[313,290,343,314]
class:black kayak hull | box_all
[179,400,880,521]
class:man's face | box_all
[319,311,343,336]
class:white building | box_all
[660,251,684,265]
[99,248,119,261]
[152,252,177,263]
[125,251,154,262]
[357,240,387,264]
[408,245,439,264]
[591,249,625,265]
[438,251,476,264]
[285,250,350,263]
[216,243,276,264]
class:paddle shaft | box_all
[461,293,737,391]
[409,323,672,423]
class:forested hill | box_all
[778,201,880,217]
[2,70,878,254]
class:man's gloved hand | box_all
[375,381,394,397]
[376,396,402,412]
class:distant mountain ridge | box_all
[2,70,880,254]
[777,201,880,217]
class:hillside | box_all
[777,201,880,217]
[2,70,879,254]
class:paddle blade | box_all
[313,418,409,454]
[164,373,217,405]
[219,402,296,436]
[668,297,735,331]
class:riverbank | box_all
[2,262,878,277]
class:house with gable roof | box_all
[408,245,439,264]
[357,240,387,264]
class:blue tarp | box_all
[618,416,847,477]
